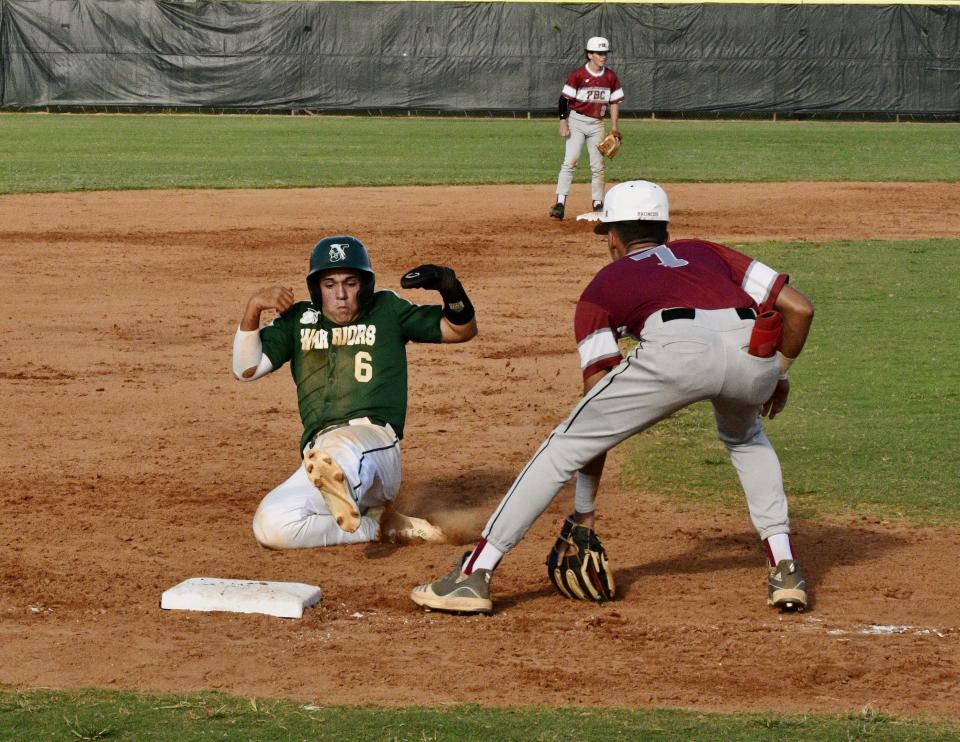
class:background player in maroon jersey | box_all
[549,36,624,221]
[412,180,815,614]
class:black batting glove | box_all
[401,264,458,294]
[401,264,474,325]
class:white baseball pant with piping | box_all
[481,308,790,552]
[252,420,400,548]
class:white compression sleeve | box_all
[574,471,599,513]
[232,327,274,380]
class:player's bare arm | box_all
[240,285,295,331]
[763,285,815,419]
[400,264,478,344]
[571,368,611,530]
[609,102,621,139]
[439,316,478,343]
[233,285,295,379]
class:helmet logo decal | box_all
[328,244,348,262]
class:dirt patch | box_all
[1,182,958,717]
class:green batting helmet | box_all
[306,235,376,311]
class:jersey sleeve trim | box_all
[742,260,781,306]
[577,328,621,378]
[610,88,625,103]
[561,84,577,100]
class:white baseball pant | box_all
[252,419,401,548]
[481,308,789,552]
[556,111,606,206]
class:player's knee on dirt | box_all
[252,507,290,549]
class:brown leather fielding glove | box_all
[597,131,622,158]
[546,515,616,602]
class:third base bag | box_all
[748,310,783,358]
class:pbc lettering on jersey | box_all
[562,66,625,120]
[300,325,377,350]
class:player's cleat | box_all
[374,507,446,544]
[410,557,493,614]
[592,201,603,212]
[549,202,565,220]
[303,450,361,533]
[768,559,808,611]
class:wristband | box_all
[440,280,475,325]
[776,351,796,380]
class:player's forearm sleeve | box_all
[232,327,274,381]
[559,96,569,120]
[574,471,599,513]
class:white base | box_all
[160,577,322,619]
[575,211,602,222]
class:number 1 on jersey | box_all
[630,245,689,268]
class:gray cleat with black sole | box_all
[411,558,493,614]
[768,559,808,612]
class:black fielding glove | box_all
[401,264,475,325]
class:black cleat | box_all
[549,202,565,220]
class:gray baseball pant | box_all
[482,308,790,552]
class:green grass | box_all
[2,114,959,733]
[1,113,958,193]
[622,238,960,523]
[2,688,959,740]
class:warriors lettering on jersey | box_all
[561,66,625,120]
[300,324,377,350]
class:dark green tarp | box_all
[2,0,958,113]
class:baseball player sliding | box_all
[232,236,478,548]
[412,181,814,614]
[549,36,624,221]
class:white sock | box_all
[463,539,503,574]
[765,533,794,566]
[557,195,567,205]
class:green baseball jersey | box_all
[259,290,442,451]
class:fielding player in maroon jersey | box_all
[549,36,625,220]
[412,180,815,614]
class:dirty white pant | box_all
[482,308,789,552]
[556,111,606,205]
[252,421,401,548]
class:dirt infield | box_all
[1,182,958,717]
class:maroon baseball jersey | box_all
[574,240,789,378]
[561,66,624,119]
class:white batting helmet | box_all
[586,37,610,53]
[594,181,670,234]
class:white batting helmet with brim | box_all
[586,37,610,53]
[594,181,670,234]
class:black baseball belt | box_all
[661,307,756,322]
